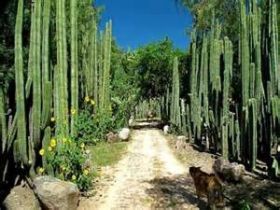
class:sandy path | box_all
[78,129,208,210]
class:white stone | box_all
[163,125,169,135]
[118,128,130,141]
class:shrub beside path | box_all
[78,129,212,210]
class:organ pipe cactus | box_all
[56,0,69,136]
[70,0,78,136]
[15,0,28,166]
[170,57,180,128]
[32,0,42,150]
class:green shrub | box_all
[39,137,93,191]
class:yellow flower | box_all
[50,117,55,122]
[71,108,76,115]
[50,138,56,148]
[83,169,89,176]
[39,149,45,156]
[61,166,67,171]
[85,96,90,102]
[38,167,45,174]
[90,100,95,106]
[48,146,52,152]
[72,175,77,181]
[80,143,85,149]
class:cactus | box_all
[15,0,28,166]
[221,37,233,159]
[0,88,7,153]
[56,0,69,136]
[100,21,112,112]
[70,0,78,136]
[41,0,51,129]
[32,0,42,150]
[170,57,180,128]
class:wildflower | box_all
[85,96,90,102]
[90,100,95,106]
[80,143,85,149]
[61,166,67,171]
[39,149,45,156]
[50,138,56,148]
[50,117,55,122]
[48,146,52,152]
[83,169,89,176]
[72,175,77,181]
[71,108,76,115]
[38,167,45,174]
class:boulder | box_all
[33,176,79,210]
[3,185,41,210]
[106,131,119,143]
[118,128,130,141]
[213,158,245,182]
[163,125,169,135]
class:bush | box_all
[38,137,93,192]
[74,97,116,144]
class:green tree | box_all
[134,38,183,98]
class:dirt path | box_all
[78,129,210,210]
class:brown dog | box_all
[189,166,225,209]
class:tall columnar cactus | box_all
[240,0,250,108]
[41,0,51,129]
[56,0,69,136]
[101,21,112,112]
[170,57,180,127]
[15,0,28,165]
[221,37,233,159]
[70,0,78,136]
[32,0,42,150]
[0,87,7,153]
[269,0,279,94]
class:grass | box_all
[90,141,128,168]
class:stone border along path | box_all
[78,129,210,210]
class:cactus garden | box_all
[0,0,280,209]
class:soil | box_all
[78,129,210,210]
[78,128,280,210]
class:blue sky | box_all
[95,0,193,50]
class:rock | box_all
[106,131,119,143]
[118,128,130,141]
[33,176,79,210]
[3,185,41,210]
[175,138,187,151]
[213,158,245,182]
[163,125,169,135]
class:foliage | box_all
[41,137,93,191]
[133,38,184,99]
[111,41,140,128]
[74,100,99,144]
[177,0,239,41]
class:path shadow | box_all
[144,175,207,209]
[224,176,280,209]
